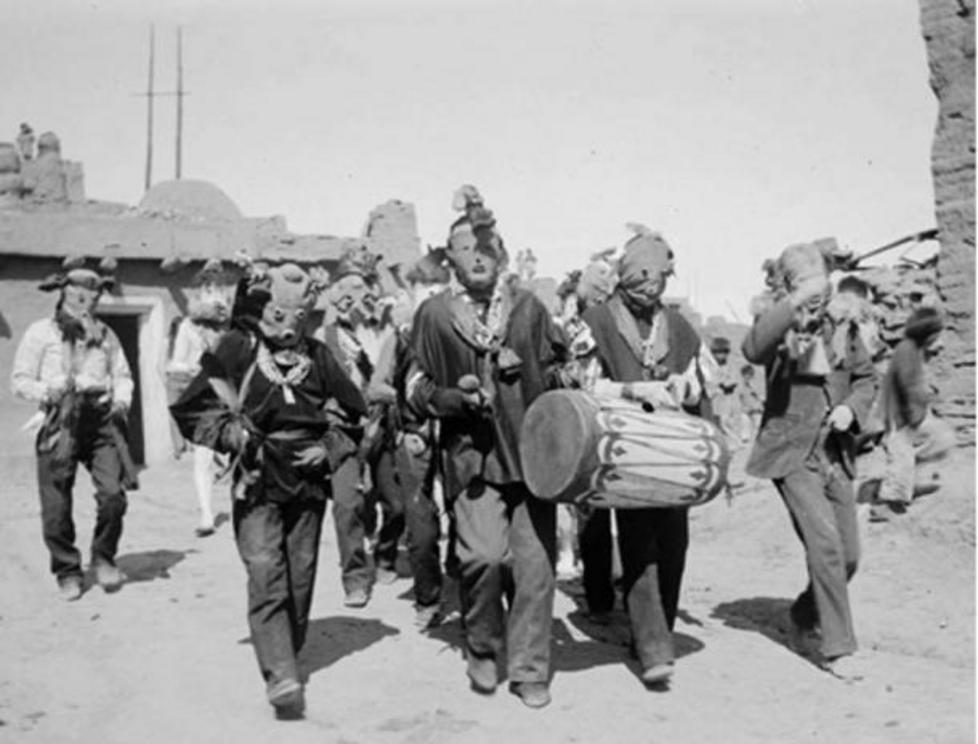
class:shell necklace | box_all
[256,342,311,405]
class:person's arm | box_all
[538,303,571,391]
[10,322,52,403]
[742,300,794,366]
[105,328,134,412]
[166,319,200,374]
[405,301,479,419]
[405,362,475,419]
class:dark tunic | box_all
[582,296,708,413]
[170,328,367,502]
[579,293,707,669]
[408,287,565,498]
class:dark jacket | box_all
[581,297,710,419]
[742,300,877,480]
[881,337,931,430]
[408,287,566,498]
[170,329,367,502]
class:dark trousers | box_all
[329,456,373,594]
[36,421,128,579]
[400,444,442,607]
[455,481,556,683]
[579,506,689,670]
[371,447,405,571]
[233,496,326,686]
[578,507,616,614]
[775,457,859,658]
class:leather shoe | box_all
[466,653,497,694]
[509,681,551,709]
[94,561,125,591]
[343,587,370,608]
[641,662,675,687]
[267,678,305,716]
[58,575,83,602]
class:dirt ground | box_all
[0,441,973,744]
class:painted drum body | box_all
[519,389,730,509]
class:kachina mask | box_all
[250,263,317,348]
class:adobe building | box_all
[0,145,421,465]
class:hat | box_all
[447,212,506,263]
[334,244,381,283]
[557,270,582,301]
[405,250,450,286]
[39,255,116,292]
[578,259,616,305]
[617,223,675,289]
[193,258,227,286]
[710,337,731,354]
[905,307,943,342]
[250,262,316,308]
[777,241,832,289]
[452,184,484,213]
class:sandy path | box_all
[0,447,972,744]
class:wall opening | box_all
[97,312,145,465]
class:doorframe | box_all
[98,295,171,466]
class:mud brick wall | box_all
[920,0,975,439]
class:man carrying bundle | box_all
[11,256,134,600]
[406,197,566,708]
[742,241,877,680]
[572,225,714,688]
[170,262,366,717]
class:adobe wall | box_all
[920,0,976,436]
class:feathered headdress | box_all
[39,255,117,292]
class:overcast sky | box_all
[4,0,937,319]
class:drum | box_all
[519,390,730,509]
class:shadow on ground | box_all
[711,596,822,667]
[298,616,399,679]
[115,549,188,582]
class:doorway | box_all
[98,312,145,465]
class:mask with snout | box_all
[330,273,374,326]
[60,276,102,320]
[253,263,316,349]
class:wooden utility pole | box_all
[133,25,188,190]
[144,24,155,192]
[175,26,184,180]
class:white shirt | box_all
[10,317,133,407]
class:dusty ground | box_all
[0,441,973,744]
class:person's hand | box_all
[294,441,329,468]
[44,376,69,404]
[790,275,830,311]
[828,405,854,432]
[366,381,397,405]
[457,374,489,410]
[110,399,129,420]
[402,433,427,456]
[625,381,680,410]
[221,420,249,452]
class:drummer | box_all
[406,198,566,708]
[572,224,714,688]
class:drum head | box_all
[520,390,593,500]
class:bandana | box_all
[448,281,522,402]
